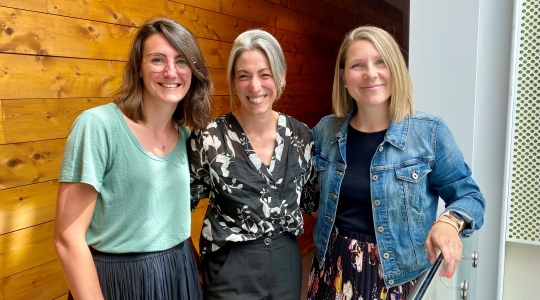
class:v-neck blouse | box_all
[189,113,318,255]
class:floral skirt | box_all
[307,227,414,300]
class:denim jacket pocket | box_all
[395,161,431,183]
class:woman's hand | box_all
[425,217,463,278]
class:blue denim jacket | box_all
[312,110,486,287]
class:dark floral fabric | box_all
[307,231,414,300]
[189,113,317,255]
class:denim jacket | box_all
[312,110,486,287]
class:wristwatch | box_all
[440,211,466,232]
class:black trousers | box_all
[202,232,302,300]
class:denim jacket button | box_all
[412,172,419,179]
[372,175,378,181]
[374,199,381,206]
[388,280,394,285]
[383,253,390,259]
[378,146,384,152]
[377,226,384,232]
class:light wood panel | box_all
[0,100,5,144]
[47,0,172,27]
[0,181,58,235]
[0,139,65,190]
[0,279,4,300]
[43,0,338,59]
[2,260,68,300]
[53,295,68,300]
[2,98,110,143]
[198,39,232,69]
[0,54,123,100]
[168,0,219,12]
[0,222,56,278]
[0,7,134,60]
[0,0,47,12]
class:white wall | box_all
[409,0,513,299]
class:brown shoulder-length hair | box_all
[333,26,414,122]
[113,18,213,130]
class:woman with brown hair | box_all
[54,18,213,300]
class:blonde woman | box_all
[307,26,486,299]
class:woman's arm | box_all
[425,120,486,278]
[53,182,104,300]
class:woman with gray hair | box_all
[54,18,212,300]
[189,29,317,300]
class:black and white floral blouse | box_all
[189,113,318,255]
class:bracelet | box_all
[432,219,459,233]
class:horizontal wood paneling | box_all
[53,295,68,300]
[274,94,332,116]
[0,221,56,278]
[285,73,333,95]
[0,181,58,235]
[2,260,68,300]
[284,52,334,77]
[0,0,402,298]
[0,139,65,190]
[0,54,123,100]
[46,1,338,59]
[0,7,134,60]
[0,94,329,144]
[47,0,170,27]
[0,0,47,12]
[2,98,110,143]
[168,0,219,12]
[198,39,233,69]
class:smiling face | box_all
[140,33,192,106]
[341,39,392,109]
[234,49,280,116]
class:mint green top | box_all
[59,103,191,253]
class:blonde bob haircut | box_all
[333,26,414,122]
[226,29,287,110]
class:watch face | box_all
[449,211,464,221]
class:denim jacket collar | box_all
[338,108,410,150]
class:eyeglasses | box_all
[143,54,192,74]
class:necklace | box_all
[143,121,174,151]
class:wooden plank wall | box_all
[0,0,402,298]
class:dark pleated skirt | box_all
[307,227,414,300]
[68,240,202,300]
